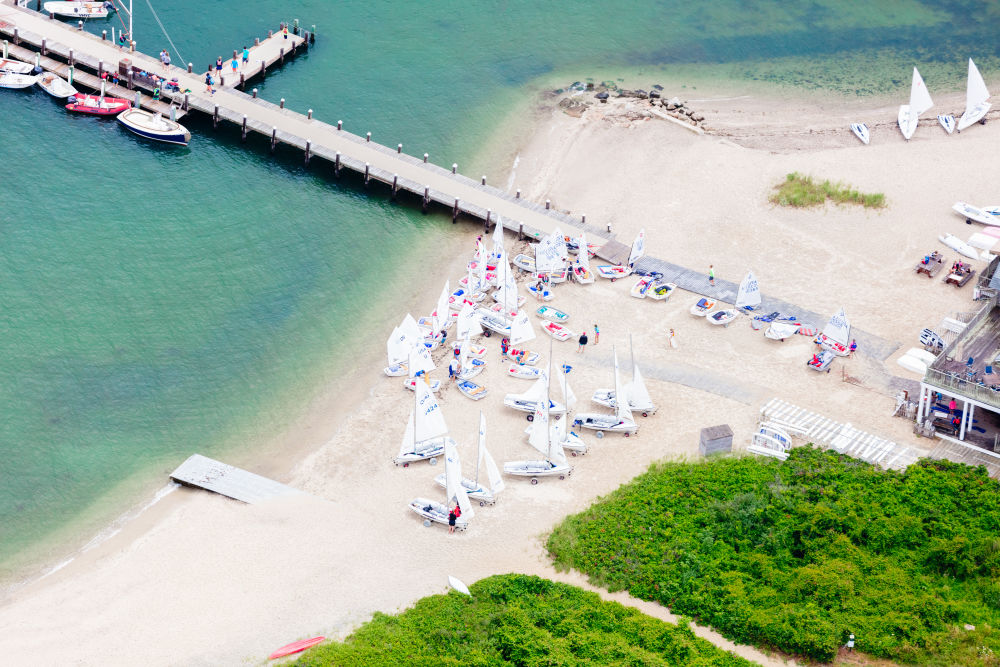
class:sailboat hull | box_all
[433,474,496,505]
[590,390,657,415]
[958,103,991,132]
[897,105,917,140]
[408,498,468,530]
[572,413,638,435]
[502,461,572,479]
[393,437,454,466]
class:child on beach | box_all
[593,324,599,344]
[708,265,715,286]
[668,328,677,348]
[231,57,239,76]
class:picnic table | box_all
[944,267,975,287]
[915,251,944,277]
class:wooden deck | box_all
[170,454,304,503]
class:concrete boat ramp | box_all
[170,454,302,503]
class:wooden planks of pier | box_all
[170,454,304,504]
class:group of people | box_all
[205,47,251,95]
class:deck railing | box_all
[925,295,1000,408]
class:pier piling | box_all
[305,141,311,165]
[279,47,284,64]
[183,92,189,110]
[485,209,491,232]
[255,37,260,47]
[335,152,341,176]
[423,153,428,163]
[187,62,192,73]
[481,175,486,185]
[280,98,285,109]
[241,115,247,141]
[13,28,19,45]
[270,127,277,152]
[452,199,459,223]
[519,224,524,240]
[364,163,370,186]
[307,109,312,120]
[337,120,342,130]
[422,187,430,213]
[213,105,219,128]
[260,60,266,78]
[366,132,371,142]
[97,60,102,78]
[68,48,72,65]
[101,30,106,41]
[392,174,398,199]
[452,163,457,174]
[40,38,45,55]
[397,143,402,153]
[77,20,82,30]
[252,88,258,98]
[545,199,551,210]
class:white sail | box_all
[958,58,991,131]
[386,326,406,365]
[561,365,577,412]
[627,228,646,267]
[509,309,536,345]
[414,379,448,441]
[432,280,451,333]
[456,301,483,339]
[492,215,505,259]
[478,414,504,494]
[527,403,550,455]
[398,411,415,457]
[445,441,474,519]
[577,232,591,271]
[400,313,424,344]
[823,308,851,347]
[407,345,435,377]
[459,335,470,373]
[910,66,934,116]
[476,239,489,285]
[613,346,634,424]
[628,364,653,409]
[735,270,761,310]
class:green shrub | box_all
[295,574,752,666]
[547,449,1000,665]
[770,172,886,209]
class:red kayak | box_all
[66,93,131,116]
[268,636,325,659]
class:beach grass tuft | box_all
[770,172,886,209]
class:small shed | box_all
[699,424,733,456]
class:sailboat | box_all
[571,232,595,284]
[591,336,657,417]
[504,357,574,483]
[403,344,441,392]
[503,367,566,418]
[897,67,933,140]
[434,413,504,506]
[394,379,453,466]
[573,345,639,437]
[384,313,424,376]
[477,248,519,336]
[408,441,474,529]
[533,228,569,283]
[735,270,761,311]
[957,58,991,133]
[597,228,645,280]
[816,307,851,357]
[526,362,587,455]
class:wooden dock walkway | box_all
[170,454,304,503]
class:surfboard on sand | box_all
[268,636,325,660]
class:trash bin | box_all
[118,58,131,76]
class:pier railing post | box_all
[545,199,551,210]
[68,49,73,66]
[279,98,285,109]
[423,153,428,163]
[366,132,371,142]
[98,61,103,78]
[241,115,247,142]
[337,120,342,130]
[239,73,245,88]
[270,127,277,153]
[252,88,258,98]
[13,28,19,45]
[397,143,402,153]
[279,47,284,64]
[519,223,524,240]
[255,37,260,46]
[485,209,491,232]
[581,214,586,224]
[187,63,192,73]
[77,20,83,30]
[452,163,457,174]
[183,92,189,111]
[481,175,486,185]
[40,38,46,56]
[102,30,106,41]
[307,109,313,120]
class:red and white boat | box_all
[66,93,130,116]
[542,322,574,341]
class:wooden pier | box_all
[170,454,304,503]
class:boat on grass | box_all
[268,637,325,660]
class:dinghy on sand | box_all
[409,442,474,529]
[541,321,574,341]
[690,298,716,316]
[765,321,801,341]
[536,305,569,323]
[952,202,999,226]
[434,413,504,505]
[573,346,638,437]
[938,114,956,134]
[648,281,676,301]
[707,309,738,326]
[816,308,851,357]
[394,380,453,466]
[898,66,933,140]
[630,274,656,298]
[957,58,991,133]
[850,123,870,144]
[939,232,980,259]
[504,361,573,483]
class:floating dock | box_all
[170,454,303,504]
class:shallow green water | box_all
[1,0,997,579]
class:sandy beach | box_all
[2,80,998,665]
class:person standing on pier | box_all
[283,24,289,40]
[215,57,224,77]
[242,46,250,66]
[231,56,239,76]
[204,70,215,95]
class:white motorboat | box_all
[816,307,851,357]
[707,309,738,326]
[117,108,191,146]
[898,66,933,140]
[394,380,453,466]
[36,71,77,98]
[0,58,34,75]
[938,115,955,134]
[952,202,999,226]
[957,58,991,132]
[573,345,638,437]
[0,72,37,89]
[434,413,504,506]
[409,442,474,529]
[850,123,870,144]
[43,1,110,17]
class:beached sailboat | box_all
[434,413,504,506]
[592,336,657,417]
[707,308,739,326]
[504,361,573,483]
[648,281,676,301]
[689,297,716,316]
[816,307,851,357]
[573,345,638,437]
[503,367,566,418]
[957,58,991,133]
[571,232,595,284]
[394,378,453,466]
[735,270,761,311]
[402,343,440,391]
[897,67,933,140]
[597,228,645,280]
[939,232,980,259]
[938,115,955,134]
[37,71,77,98]
[408,441,474,529]
[630,274,656,299]
[850,123,870,145]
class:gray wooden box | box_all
[699,424,733,456]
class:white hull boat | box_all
[394,437,451,466]
[506,352,574,481]
[457,358,486,380]
[452,341,486,358]
[939,232,980,260]
[536,305,569,323]
[508,364,543,380]
[404,377,442,392]
[573,345,638,437]
[850,123,870,144]
[384,362,408,377]
[897,66,933,140]
[817,307,851,357]
[408,498,468,530]
[957,58,991,132]
[807,350,835,373]
[503,396,566,417]
[503,460,572,481]
[541,322,574,341]
[512,254,535,272]
[591,342,656,416]
[572,265,595,284]
[690,298,716,316]
[765,321,801,341]
[0,59,34,75]
[707,309,738,326]
[630,275,655,298]
[503,348,540,365]
[526,283,554,301]
[938,115,955,134]
[596,265,631,281]
[43,1,109,17]
[37,71,77,98]
[648,281,675,301]
[952,202,999,226]
[0,73,37,89]
[433,474,496,505]
[457,379,488,400]
[590,391,656,417]
[117,108,191,146]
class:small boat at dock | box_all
[117,108,191,145]
[37,72,77,98]
[0,59,34,75]
[43,1,111,18]
[0,72,37,89]
[66,93,130,115]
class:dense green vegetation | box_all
[295,574,752,666]
[769,172,886,209]
[547,449,1000,665]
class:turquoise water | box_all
[2,0,998,579]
